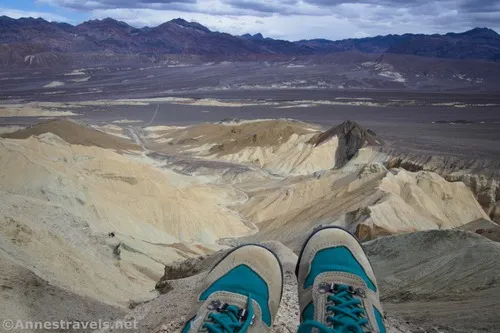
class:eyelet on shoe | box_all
[207,300,222,310]
[356,288,367,298]
[218,303,229,312]
[237,309,248,320]
[318,282,330,294]
[237,309,255,325]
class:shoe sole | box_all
[208,243,285,304]
[295,225,364,278]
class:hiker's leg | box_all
[295,227,386,333]
[182,244,283,333]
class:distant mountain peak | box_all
[170,18,188,25]
[168,18,210,33]
[0,16,54,27]
[241,33,265,40]
[469,27,497,33]
[80,17,130,28]
[461,27,499,37]
[0,15,15,23]
[18,17,46,21]
[100,17,123,24]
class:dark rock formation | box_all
[308,120,382,168]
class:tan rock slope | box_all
[1,119,139,151]
[386,151,500,223]
[0,124,252,310]
[236,166,488,247]
[146,118,499,224]
[143,119,498,225]
[0,132,250,244]
[142,118,490,246]
[145,120,382,176]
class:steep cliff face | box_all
[307,120,382,168]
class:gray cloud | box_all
[459,0,500,12]
[34,0,500,39]
[39,0,500,20]
[38,0,196,10]
[223,0,295,13]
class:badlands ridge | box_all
[0,118,499,332]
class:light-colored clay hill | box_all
[1,119,139,151]
[0,130,250,310]
[235,165,488,248]
[0,133,251,244]
[144,120,383,176]
[387,151,500,223]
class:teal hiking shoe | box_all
[295,226,386,333]
[182,244,283,333]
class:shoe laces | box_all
[202,295,255,333]
[298,284,370,333]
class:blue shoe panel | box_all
[181,317,193,333]
[199,264,272,326]
[374,307,386,333]
[304,246,377,292]
[302,302,314,322]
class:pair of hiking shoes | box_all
[182,226,385,333]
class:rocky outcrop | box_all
[459,219,500,242]
[447,174,500,223]
[308,120,382,168]
[155,252,226,294]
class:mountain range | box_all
[1,15,499,68]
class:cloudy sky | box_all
[1,0,499,40]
